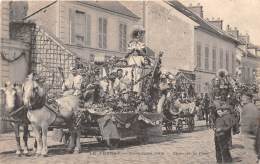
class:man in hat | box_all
[214,105,233,163]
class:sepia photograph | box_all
[0,0,260,163]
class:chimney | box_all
[188,3,203,18]
[238,33,250,44]
[226,26,239,38]
[208,17,223,29]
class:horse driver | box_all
[62,66,83,96]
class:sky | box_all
[178,0,260,45]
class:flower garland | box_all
[1,51,26,63]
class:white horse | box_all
[1,82,30,156]
[174,99,197,115]
[22,75,81,156]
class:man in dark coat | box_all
[214,106,233,163]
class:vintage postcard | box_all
[0,0,260,163]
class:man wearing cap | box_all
[240,92,260,163]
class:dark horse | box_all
[1,82,29,156]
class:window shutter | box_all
[123,24,127,51]
[98,18,102,48]
[119,24,122,51]
[226,51,229,71]
[86,14,91,46]
[69,9,75,44]
[103,18,107,49]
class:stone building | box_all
[167,2,239,94]
[122,1,241,94]
[121,1,197,73]
[227,26,260,84]
[0,1,30,133]
[25,1,139,61]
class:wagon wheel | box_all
[190,116,195,131]
[95,136,105,144]
[165,121,172,133]
[187,116,195,132]
[106,138,120,149]
[176,119,183,133]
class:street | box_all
[0,120,257,164]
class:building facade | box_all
[169,2,238,94]
[195,28,237,93]
[121,1,197,73]
[0,1,30,133]
[26,1,139,61]
[227,26,260,84]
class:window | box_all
[226,50,229,72]
[219,48,223,68]
[98,17,107,49]
[196,43,201,69]
[212,47,216,72]
[119,23,127,52]
[205,46,209,70]
[69,10,91,46]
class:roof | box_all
[167,1,240,44]
[78,1,139,19]
[247,43,259,49]
[237,47,257,58]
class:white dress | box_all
[127,55,145,93]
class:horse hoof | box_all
[73,150,80,154]
[23,149,29,155]
[16,150,22,157]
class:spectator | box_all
[240,92,260,163]
[214,107,233,163]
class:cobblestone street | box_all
[0,120,257,164]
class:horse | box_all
[1,82,30,156]
[173,98,197,116]
[22,74,82,156]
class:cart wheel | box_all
[176,119,183,133]
[95,136,105,144]
[165,121,172,133]
[190,117,195,131]
[187,117,195,132]
[106,139,120,149]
